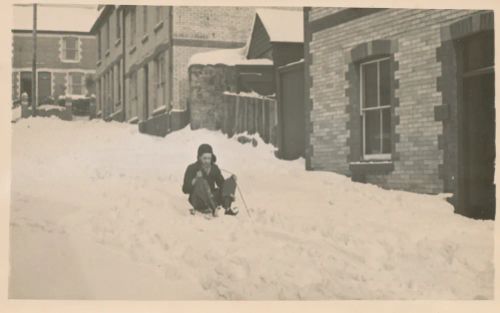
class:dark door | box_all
[278,63,305,160]
[20,71,32,102]
[37,72,51,104]
[457,30,495,220]
[143,65,149,120]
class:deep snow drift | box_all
[9,117,494,300]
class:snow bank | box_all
[188,47,273,67]
[11,107,21,122]
[9,118,494,300]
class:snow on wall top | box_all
[13,4,99,33]
[188,47,273,67]
[223,91,275,99]
[256,8,304,43]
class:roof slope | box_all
[13,4,99,33]
[255,8,303,43]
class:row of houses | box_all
[12,5,98,104]
[90,5,256,134]
[11,6,495,220]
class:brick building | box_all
[91,5,255,134]
[304,8,495,219]
[12,5,97,105]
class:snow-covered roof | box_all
[255,8,304,43]
[12,4,99,33]
[188,47,273,67]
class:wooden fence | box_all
[220,93,279,146]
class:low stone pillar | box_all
[20,92,32,118]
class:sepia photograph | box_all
[4,0,497,305]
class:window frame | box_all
[129,72,138,110]
[105,21,110,52]
[116,63,121,105]
[359,57,392,161]
[97,32,101,60]
[61,36,80,62]
[143,6,148,35]
[155,54,166,109]
[155,6,164,24]
[68,72,83,95]
[130,8,136,46]
[116,10,121,40]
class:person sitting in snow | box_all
[182,144,238,217]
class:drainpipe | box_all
[31,4,37,116]
[121,6,126,120]
[168,6,174,113]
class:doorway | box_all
[278,61,305,160]
[37,72,51,105]
[143,65,149,120]
[20,71,32,103]
[457,30,495,220]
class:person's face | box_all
[199,153,212,167]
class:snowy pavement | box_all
[9,117,494,300]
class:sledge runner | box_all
[182,144,239,217]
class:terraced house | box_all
[91,5,255,135]
[304,8,495,219]
[12,5,97,105]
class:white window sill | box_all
[154,21,164,33]
[152,105,167,116]
[60,58,80,63]
[128,116,139,124]
[96,60,102,67]
[105,50,110,57]
[141,34,149,44]
[129,45,137,55]
[350,160,393,165]
[114,38,121,47]
[362,154,391,161]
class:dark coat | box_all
[182,161,225,195]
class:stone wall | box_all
[189,63,278,145]
[188,64,238,130]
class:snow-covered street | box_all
[9,117,494,300]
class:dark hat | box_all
[197,144,217,162]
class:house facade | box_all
[304,8,495,219]
[12,5,97,105]
[91,5,255,135]
[12,30,96,104]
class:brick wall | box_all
[307,8,477,194]
[12,33,96,70]
[173,7,254,42]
